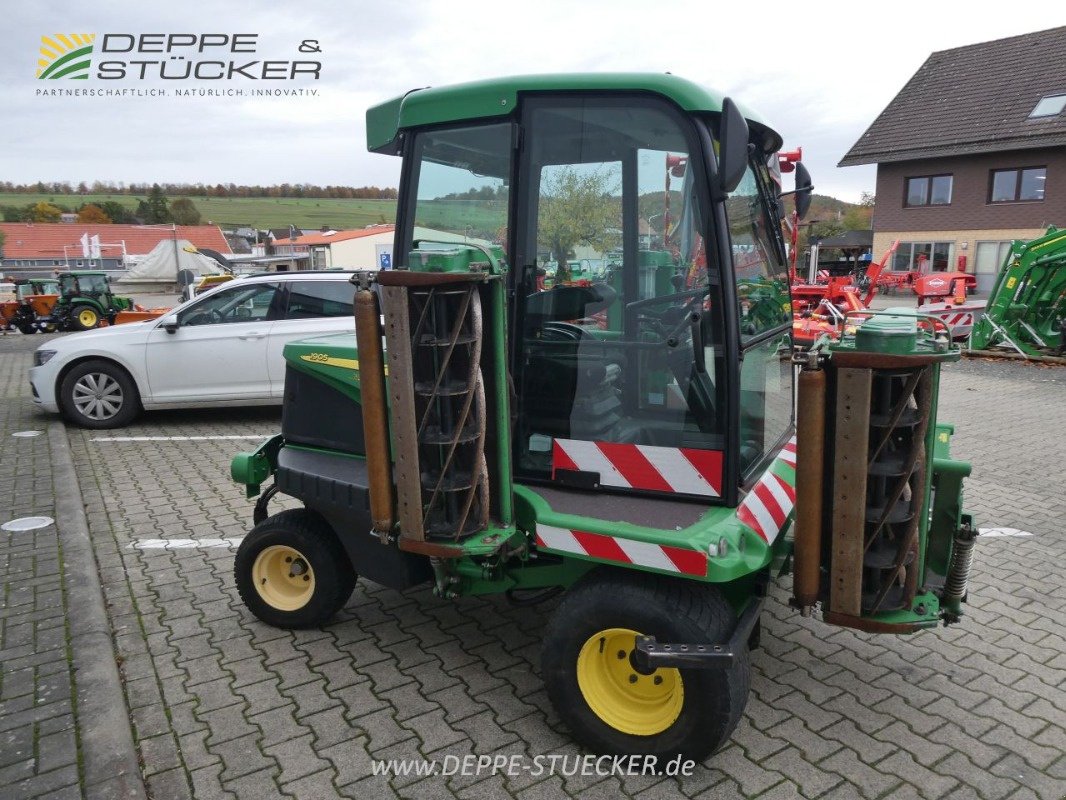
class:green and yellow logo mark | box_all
[37,34,95,80]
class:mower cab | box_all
[231,74,974,761]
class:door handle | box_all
[238,332,266,340]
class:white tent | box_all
[113,239,222,285]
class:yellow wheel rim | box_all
[576,627,684,736]
[78,309,98,327]
[251,545,316,611]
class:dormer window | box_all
[1029,94,1066,118]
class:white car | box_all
[30,271,360,428]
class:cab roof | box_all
[366,73,782,155]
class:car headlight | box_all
[34,349,57,367]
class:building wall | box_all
[872,227,1048,292]
[874,147,1066,232]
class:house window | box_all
[905,175,952,207]
[990,167,1046,202]
[1030,94,1066,118]
[892,241,953,272]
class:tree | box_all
[136,184,171,223]
[29,201,63,223]
[538,166,621,282]
[99,200,133,224]
[77,204,111,224]
[169,197,202,225]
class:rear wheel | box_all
[58,359,140,428]
[70,305,100,331]
[235,509,357,628]
[542,569,750,761]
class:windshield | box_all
[724,161,791,342]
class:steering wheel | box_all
[625,289,706,347]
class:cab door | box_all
[511,95,728,500]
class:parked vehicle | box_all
[230,74,974,761]
[29,271,138,331]
[970,225,1066,357]
[29,271,360,428]
[1,279,59,333]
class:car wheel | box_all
[70,305,100,331]
[59,360,140,429]
[16,322,36,334]
[542,569,750,761]
[234,509,357,629]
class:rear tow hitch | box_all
[632,598,763,671]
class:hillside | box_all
[0,191,869,236]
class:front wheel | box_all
[235,509,357,629]
[542,570,750,762]
[58,359,140,428]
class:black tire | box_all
[69,304,101,331]
[542,569,750,762]
[58,359,140,429]
[234,509,357,629]
[16,322,36,335]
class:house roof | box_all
[817,229,873,249]
[839,26,1066,166]
[0,223,232,259]
[291,226,395,246]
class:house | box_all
[0,222,232,275]
[283,226,396,270]
[838,26,1066,292]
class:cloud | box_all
[1,0,1057,202]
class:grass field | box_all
[0,193,399,230]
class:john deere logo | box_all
[37,34,95,80]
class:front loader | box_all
[231,74,973,760]
[969,226,1066,358]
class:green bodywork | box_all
[970,226,1066,356]
[54,271,135,321]
[366,73,781,155]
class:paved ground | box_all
[1,329,1064,799]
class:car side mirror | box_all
[718,97,750,195]
[162,320,179,334]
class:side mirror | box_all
[795,162,814,220]
[718,97,750,194]
[162,320,179,334]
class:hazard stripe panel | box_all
[736,437,797,544]
[552,439,723,497]
[535,524,708,577]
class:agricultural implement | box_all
[791,241,896,348]
[969,226,1066,359]
[0,278,59,334]
[230,74,974,760]
[913,271,983,341]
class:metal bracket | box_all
[631,597,764,671]
[350,270,378,291]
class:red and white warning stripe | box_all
[736,438,797,544]
[552,439,723,497]
[535,524,708,577]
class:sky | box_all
[2,1,1061,203]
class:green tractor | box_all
[45,271,137,331]
[231,74,975,760]
[969,226,1066,358]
